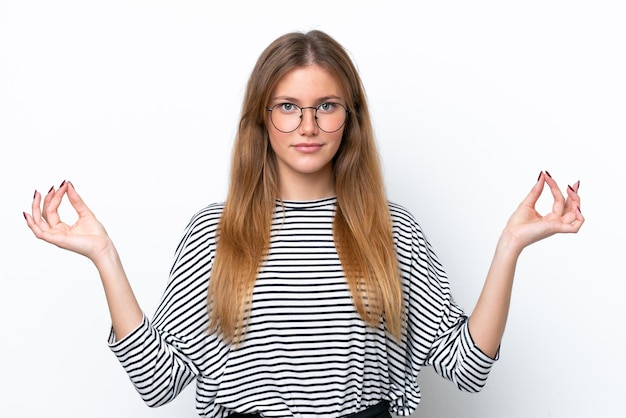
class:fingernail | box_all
[48,185,54,194]
[22,211,27,220]
[537,171,543,182]
[59,180,66,188]
[576,180,580,190]
[33,190,37,199]
[577,206,582,214]
[568,185,575,193]
[545,171,552,178]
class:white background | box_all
[1,1,624,417]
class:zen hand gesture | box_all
[504,171,584,251]
[23,181,112,261]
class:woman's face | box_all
[266,64,346,198]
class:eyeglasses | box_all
[266,102,349,133]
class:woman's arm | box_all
[468,171,584,358]
[23,180,143,340]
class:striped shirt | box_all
[109,197,496,417]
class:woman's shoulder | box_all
[184,201,226,230]
[387,200,429,240]
[388,200,419,226]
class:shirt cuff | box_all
[463,320,500,363]
[107,313,150,351]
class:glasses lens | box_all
[315,102,347,133]
[270,103,301,133]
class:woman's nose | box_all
[298,107,318,135]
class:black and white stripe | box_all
[109,197,495,417]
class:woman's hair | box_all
[209,30,404,344]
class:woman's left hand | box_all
[504,171,585,252]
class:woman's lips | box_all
[292,143,323,153]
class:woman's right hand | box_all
[24,181,112,262]
[24,180,144,338]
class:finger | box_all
[65,181,94,218]
[565,180,581,217]
[519,171,546,209]
[565,182,581,212]
[561,209,579,225]
[575,206,585,227]
[561,182,584,229]
[42,180,68,226]
[23,210,37,234]
[30,189,44,223]
[39,185,55,223]
[26,190,51,238]
[25,192,42,234]
[557,211,585,233]
[543,172,566,215]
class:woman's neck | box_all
[278,170,335,201]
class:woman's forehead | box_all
[270,65,345,102]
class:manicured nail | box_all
[59,180,66,188]
[576,180,580,190]
[545,171,552,178]
[22,211,27,220]
[33,190,37,199]
[537,171,543,182]
[577,206,582,214]
[48,185,54,193]
[568,185,575,193]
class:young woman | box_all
[23,30,584,418]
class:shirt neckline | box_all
[277,196,337,209]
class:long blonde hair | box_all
[209,30,404,344]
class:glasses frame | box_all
[266,102,350,133]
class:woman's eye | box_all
[318,102,335,112]
[280,103,297,112]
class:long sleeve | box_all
[107,203,227,409]
[386,203,497,416]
